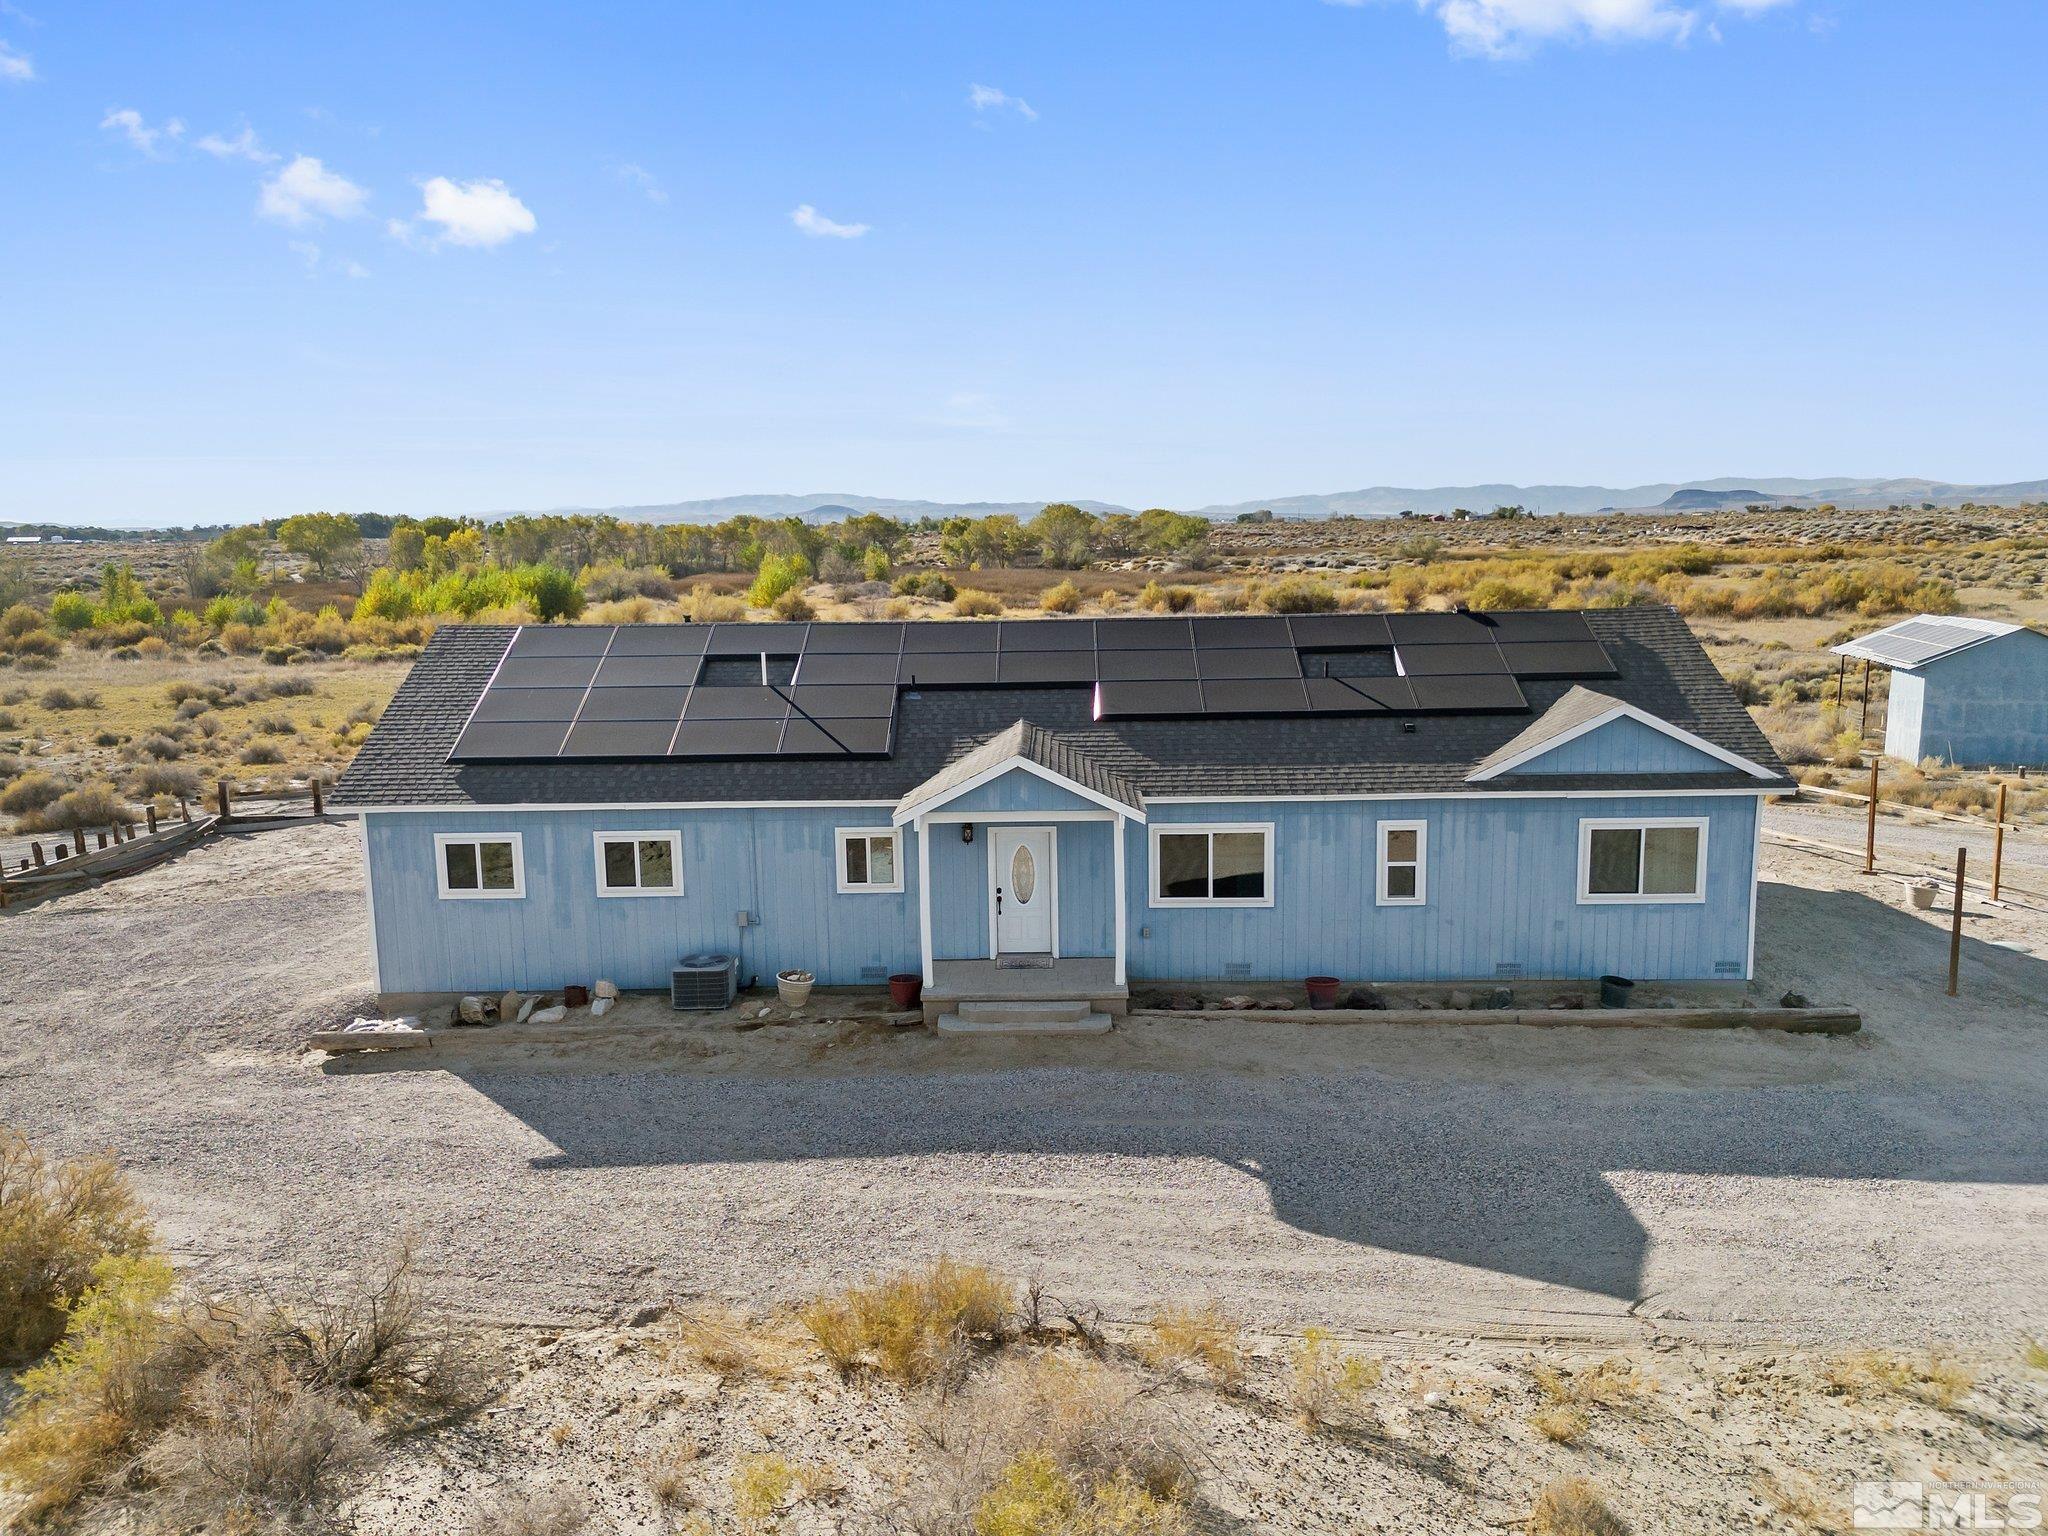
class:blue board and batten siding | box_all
[1883,630,2048,767]
[1512,715,1727,775]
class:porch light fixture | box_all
[961,823,974,844]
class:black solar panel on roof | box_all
[1193,615,1290,648]
[1094,679,1203,716]
[1396,642,1507,677]
[786,684,897,718]
[1096,618,1193,649]
[1484,611,1596,644]
[449,719,572,759]
[507,625,612,657]
[1303,677,1400,713]
[707,622,808,655]
[682,686,789,720]
[1407,675,1528,712]
[1195,647,1301,681]
[470,686,587,722]
[562,720,680,757]
[1387,612,1496,645]
[802,623,905,654]
[777,717,891,756]
[605,625,710,656]
[670,718,784,756]
[493,655,602,689]
[593,654,699,688]
[576,685,692,721]
[1201,678,1310,714]
[902,624,998,653]
[898,652,999,686]
[796,652,899,685]
[997,651,1099,685]
[812,717,894,755]
[996,620,1096,652]
[1094,648,1198,681]
[1287,613,1393,649]
[1497,640,1618,678]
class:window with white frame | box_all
[1150,824,1273,907]
[1578,818,1708,903]
[1377,820,1427,905]
[593,831,682,896]
[435,833,524,899]
[836,827,902,893]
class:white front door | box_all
[991,826,1055,956]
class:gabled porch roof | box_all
[892,720,1147,825]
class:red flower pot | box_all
[1304,976,1341,1010]
[888,973,923,1008]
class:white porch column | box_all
[1112,814,1128,987]
[916,815,935,988]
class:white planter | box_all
[776,970,815,1008]
[1905,879,1941,911]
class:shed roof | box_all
[333,606,1792,809]
[1831,615,2027,670]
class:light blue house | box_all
[1834,616,2048,769]
[333,608,1792,1020]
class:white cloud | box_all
[615,162,667,204]
[100,107,184,157]
[968,83,1037,120]
[1328,0,1794,55]
[790,203,869,239]
[196,125,277,164]
[259,154,368,225]
[408,176,537,247]
[0,41,31,81]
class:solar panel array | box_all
[1836,617,2009,670]
[447,612,1617,761]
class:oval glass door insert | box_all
[1010,844,1037,903]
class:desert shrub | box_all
[13,783,135,834]
[0,1130,155,1363]
[139,1357,372,1533]
[1530,1357,1652,1409]
[240,742,285,766]
[93,729,122,747]
[0,751,18,778]
[749,552,812,609]
[770,587,817,621]
[1286,1327,1382,1429]
[585,595,662,624]
[1,770,70,817]
[261,644,303,666]
[137,732,185,760]
[0,602,45,639]
[1038,580,1083,614]
[953,588,1005,617]
[579,562,675,603]
[1137,1302,1244,1389]
[894,571,957,603]
[463,1483,589,1536]
[732,1452,816,1531]
[39,685,101,711]
[1254,576,1338,614]
[1529,1477,1630,1536]
[194,711,224,738]
[136,635,170,658]
[255,713,299,736]
[8,629,59,660]
[914,1354,1192,1536]
[1532,1404,1587,1444]
[130,763,202,801]
[1824,1349,1975,1410]
[668,1305,758,1381]
[1136,581,1196,614]
[48,592,97,632]
[800,1258,1014,1385]
[686,586,747,624]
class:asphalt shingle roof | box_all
[332,606,1793,809]
[894,720,1147,819]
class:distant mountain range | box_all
[506,477,2048,526]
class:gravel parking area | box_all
[2,820,2044,1350]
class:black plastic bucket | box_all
[1599,974,1635,1009]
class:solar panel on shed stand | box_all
[1496,640,1618,678]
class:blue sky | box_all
[3,1,2045,526]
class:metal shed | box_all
[1832,616,2048,768]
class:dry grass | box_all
[952,588,1006,617]
[1532,1404,1588,1444]
[1528,1477,1631,1536]
[1824,1349,1976,1410]
[1285,1327,1384,1430]
[462,1482,590,1536]
[1136,1301,1245,1390]
[1530,1357,1654,1410]
[1760,1471,1848,1533]
[2024,1338,2048,1373]
[669,1304,758,1381]
[800,1258,1015,1386]
[644,1434,703,1507]
[732,1451,828,1532]
[913,1353,1193,1536]
[0,1127,154,1362]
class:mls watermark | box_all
[1855,1483,2043,1530]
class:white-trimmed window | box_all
[836,827,903,893]
[1577,817,1708,904]
[435,833,525,900]
[1150,823,1274,907]
[1377,820,1427,905]
[593,831,682,896]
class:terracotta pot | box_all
[1304,976,1341,1010]
[888,972,923,1008]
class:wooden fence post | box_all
[1947,847,1967,997]
[72,829,86,857]
[95,832,108,851]
[1859,658,1872,739]
[146,805,159,834]
[1863,759,1879,875]
[216,780,231,821]
[31,844,45,869]
[310,778,324,817]
[179,797,192,824]
[1991,781,2008,904]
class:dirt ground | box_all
[4,818,2047,1532]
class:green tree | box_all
[386,523,428,572]
[276,511,364,579]
[1028,503,1098,568]
[1133,508,1210,560]
[749,551,812,608]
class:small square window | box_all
[1377,820,1426,905]
[435,835,524,899]
[837,829,903,893]
[594,832,682,896]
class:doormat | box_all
[997,954,1055,970]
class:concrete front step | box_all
[956,998,1093,1025]
[935,1006,1114,1037]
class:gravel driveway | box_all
[2,821,2044,1350]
